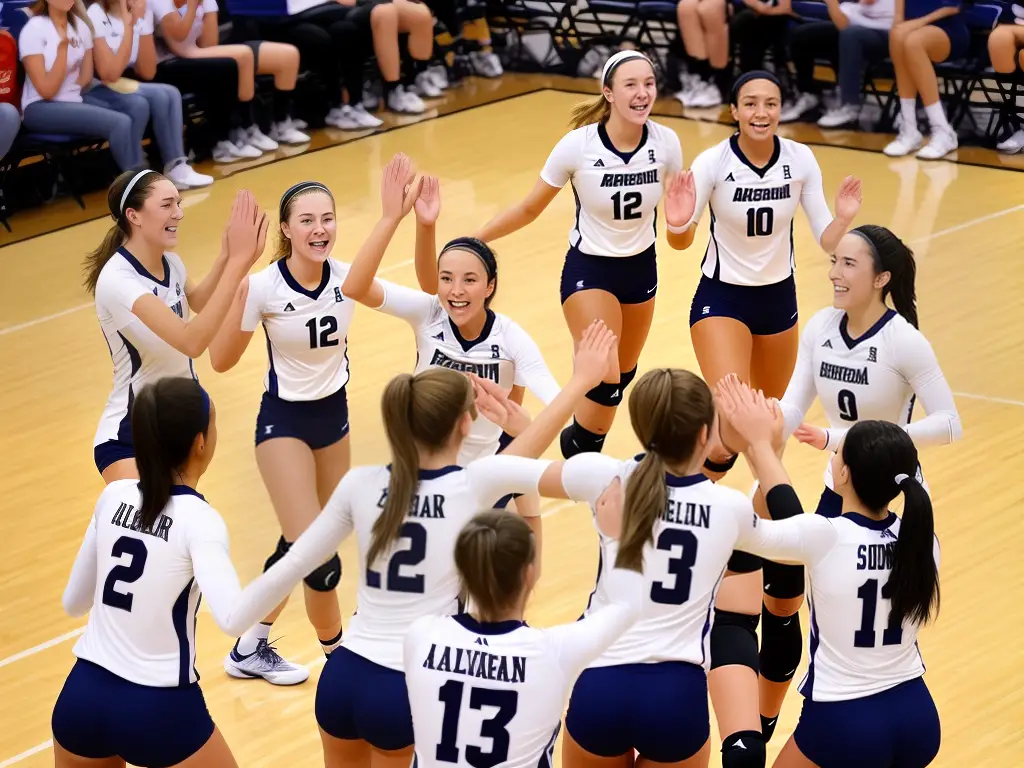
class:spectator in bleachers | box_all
[19,0,147,172]
[458,2,503,77]
[675,0,731,107]
[149,0,310,163]
[781,0,894,127]
[226,0,383,130]
[0,102,21,161]
[728,0,795,103]
[86,0,213,188]
[883,0,967,159]
[358,0,437,112]
[988,22,1024,153]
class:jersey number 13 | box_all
[436,680,518,768]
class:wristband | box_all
[667,221,691,235]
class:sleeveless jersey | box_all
[540,120,683,258]
[241,258,356,401]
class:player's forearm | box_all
[414,220,438,294]
[820,215,853,254]
[177,262,249,358]
[476,204,538,243]
[343,216,402,302]
[501,375,592,459]
[188,249,230,312]
[666,223,697,251]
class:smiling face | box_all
[437,248,494,327]
[123,178,184,250]
[605,58,657,127]
[830,233,889,314]
[280,191,336,264]
[731,78,782,142]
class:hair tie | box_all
[440,237,498,282]
[600,50,652,89]
[279,181,333,222]
[119,169,156,215]
[894,473,910,486]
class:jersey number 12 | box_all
[305,316,340,349]
[366,522,427,593]
[436,680,518,768]
[612,191,642,221]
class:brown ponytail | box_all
[455,510,536,622]
[568,95,611,130]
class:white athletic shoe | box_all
[882,127,924,157]
[915,127,958,160]
[414,71,443,98]
[270,118,311,145]
[213,138,261,163]
[224,639,310,686]
[166,162,214,190]
[388,85,426,114]
[245,125,280,152]
[997,129,1024,154]
[686,82,723,109]
[817,103,861,129]
[779,92,819,124]
[426,64,449,91]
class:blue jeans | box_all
[21,99,143,171]
[0,102,20,161]
[85,81,187,168]
[791,21,890,107]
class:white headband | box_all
[600,50,652,88]
[120,170,155,215]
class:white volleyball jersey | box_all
[376,282,560,462]
[275,456,551,671]
[405,565,645,768]
[241,258,356,401]
[737,511,939,701]
[560,453,757,668]
[779,307,960,487]
[540,120,683,258]
[687,135,834,286]
[93,248,195,448]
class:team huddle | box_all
[52,50,962,768]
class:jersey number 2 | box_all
[854,578,903,648]
[612,191,642,221]
[650,529,699,605]
[305,316,340,349]
[366,522,427,593]
[436,680,518,768]
[745,207,774,237]
[101,536,149,612]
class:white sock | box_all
[237,622,272,656]
[923,102,950,133]
[900,99,918,133]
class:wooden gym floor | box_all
[1,85,1022,767]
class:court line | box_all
[909,203,1024,244]
[0,739,52,768]
[953,391,1024,409]
[0,628,84,670]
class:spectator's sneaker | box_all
[687,82,723,109]
[351,104,383,127]
[780,92,818,123]
[326,105,364,130]
[246,125,280,152]
[270,118,311,145]
[818,103,861,128]
[414,71,443,98]
[470,51,503,78]
[673,74,703,105]
[915,127,958,160]
[291,118,308,130]
[388,85,425,114]
[427,64,449,91]
[883,127,923,157]
[214,138,260,163]
[996,129,1024,154]
[224,639,309,686]
[166,162,214,190]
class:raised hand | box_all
[130,0,147,23]
[380,153,423,222]
[225,191,267,269]
[664,170,696,229]
[572,320,618,390]
[793,423,828,450]
[834,176,862,224]
[414,175,441,226]
[470,375,531,436]
[715,374,778,448]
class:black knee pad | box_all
[303,553,342,592]
[585,379,625,407]
[760,714,779,743]
[619,365,638,391]
[721,731,766,768]
[263,536,291,572]
[560,419,606,459]
[728,549,762,574]
[762,559,805,599]
[759,605,802,683]
[704,453,739,474]
[710,609,760,672]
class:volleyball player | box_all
[86,170,268,484]
[670,69,861,750]
[52,378,348,767]
[404,503,645,768]
[474,50,691,460]
[752,224,960,736]
[718,377,941,768]
[209,182,363,685]
[231,324,615,768]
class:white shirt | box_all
[738,510,939,701]
[779,307,961,487]
[687,135,834,286]
[841,0,895,30]
[266,456,551,671]
[19,14,94,110]
[87,4,154,67]
[63,480,318,687]
[242,258,355,402]
[93,248,195,449]
[287,0,328,14]
[376,282,560,463]
[150,0,217,61]
[561,453,757,668]
[540,120,683,258]
[404,563,645,768]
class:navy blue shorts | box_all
[52,659,214,767]
[560,244,658,306]
[94,439,135,474]
[932,18,969,61]
[815,486,843,518]
[316,646,414,750]
[255,386,350,449]
[689,274,798,336]
[795,677,940,768]
[565,662,709,762]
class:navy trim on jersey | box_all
[728,134,781,179]
[802,596,821,698]
[700,568,727,665]
[418,466,463,480]
[448,310,496,352]
[570,180,582,250]
[839,308,896,349]
[666,473,709,488]
[582,546,604,616]
[170,485,206,501]
[453,614,527,635]
[537,723,561,768]
[706,205,720,281]
[598,121,650,165]
[843,511,897,530]
[278,258,330,300]
[171,579,194,687]
[263,326,279,397]
[118,247,171,288]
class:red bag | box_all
[0,30,20,109]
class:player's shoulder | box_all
[646,120,681,145]
[805,306,844,336]
[778,137,818,168]
[96,478,142,514]
[327,257,352,282]
[491,311,533,343]
[163,251,187,275]
[346,464,391,487]
[882,310,925,344]
[692,136,733,168]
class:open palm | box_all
[835,176,862,223]
[665,171,696,229]
[415,175,441,225]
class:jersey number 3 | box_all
[437,680,518,768]
[101,536,149,612]
[611,191,642,221]
[650,529,699,605]
[366,522,427,593]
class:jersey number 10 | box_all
[437,680,518,768]
[745,207,775,237]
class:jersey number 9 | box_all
[101,536,150,612]
[437,680,518,768]
[837,389,859,422]
[650,529,699,605]
[366,522,427,593]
